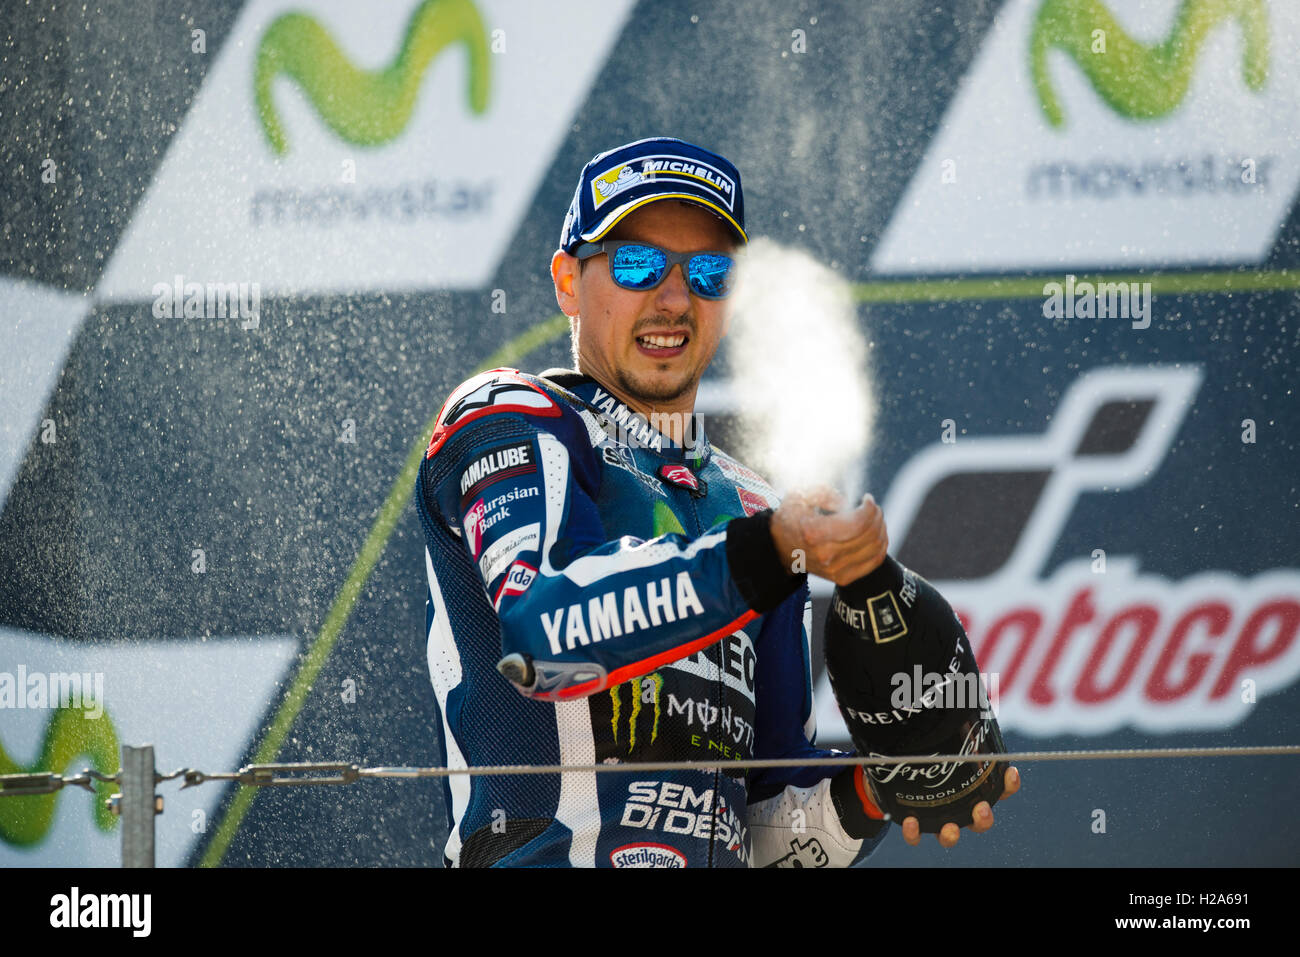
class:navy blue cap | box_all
[559,136,747,253]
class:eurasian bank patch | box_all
[465,486,541,556]
[460,441,535,499]
[50,887,150,937]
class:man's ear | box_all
[552,249,579,316]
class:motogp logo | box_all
[830,365,1300,737]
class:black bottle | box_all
[824,555,1008,833]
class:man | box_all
[414,136,1018,867]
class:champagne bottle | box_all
[824,555,1008,833]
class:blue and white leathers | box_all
[414,367,888,867]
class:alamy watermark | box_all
[598,408,707,453]
[151,274,261,327]
[1042,274,1152,329]
[0,666,105,718]
[890,665,1000,719]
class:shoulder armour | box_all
[425,368,562,459]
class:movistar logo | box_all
[1029,0,1269,128]
[255,0,491,155]
[0,708,119,847]
[610,673,663,753]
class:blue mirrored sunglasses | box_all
[573,240,736,299]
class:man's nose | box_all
[653,261,692,313]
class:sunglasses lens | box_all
[688,254,733,299]
[610,244,667,290]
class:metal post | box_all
[119,744,158,868]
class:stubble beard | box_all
[617,315,700,406]
[575,317,701,409]
[614,363,695,406]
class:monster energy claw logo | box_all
[255,0,491,155]
[0,709,120,847]
[610,673,663,753]
[1030,0,1269,128]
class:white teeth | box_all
[639,334,686,348]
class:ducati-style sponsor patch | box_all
[460,440,536,502]
[609,843,686,868]
[736,487,771,517]
[493,560,538,611]
[658,463,699,491]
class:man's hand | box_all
[900,766,1022,848]
[770,488,888,585]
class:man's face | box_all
[554,201,736,412]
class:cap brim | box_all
[582,193,748,246]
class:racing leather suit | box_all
[413,367,888,867]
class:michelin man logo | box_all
[591,163,645,208]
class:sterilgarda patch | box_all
[460,440,536,505]
[609,843,687,868]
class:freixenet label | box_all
[865,717,1000,809]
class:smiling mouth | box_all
[636,332,688,350]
